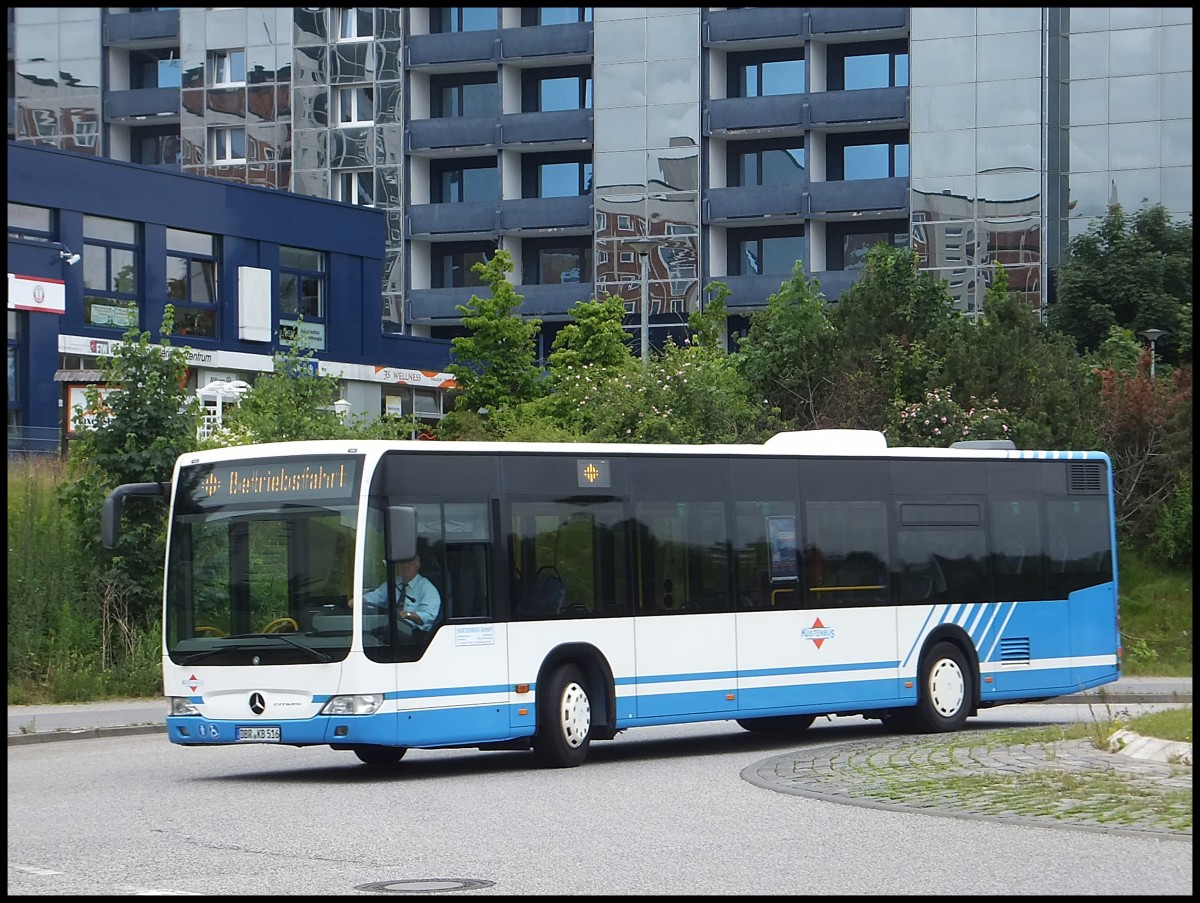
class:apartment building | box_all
[8,8,1193,444]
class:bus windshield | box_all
[164,455,362,665]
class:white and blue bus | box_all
[102,430,1121,768]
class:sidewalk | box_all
[7,676,1191,746]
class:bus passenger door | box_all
[632,499,738,719]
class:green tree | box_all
[733,261,836,429]
[1049,202,1192,361]
[825,245,958,428]
[59,312,200,636]
[939,264,1099,449]
[440,249,544,438]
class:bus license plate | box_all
[236,726,281,742]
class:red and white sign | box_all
[8,273,66,315]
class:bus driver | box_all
[349,554,441,632]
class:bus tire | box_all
[353,745,407,766]
[909,641,972,733]
[533,663,592,768]
[736,714,816,734]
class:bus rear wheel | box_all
[907,641,972,733]
[736,714,816,734]
[533,663,592,768]
[353,745,408,766]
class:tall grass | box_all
[7,455,161,703]
[6,459,1192,702]
[1118,544,1194,676]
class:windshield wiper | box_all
[181,634,331,664]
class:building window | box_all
[280,247,326,318]
[827,221,908,271]
[7,203,53,241]
[82,215,140,330]
[210,127,246,164]
[730,227,804,277]
[524,154,592,198]
[132,127,181,166]
[209,49,246,87]
[730,140,805,187]
[521,8,592,26]
[431,73,499,118]
[432,243,495,289]
[433,8,498,33]
[335,8,373,41]
[432,158,498,203]
[524,66,592,112]
[166,229,218,338]
[524,238,591,285]
[829,42,909,91]
[730,50,805,98]
[335,169,374,206]
[131,48,181,89]
[830,134,909,181]
[336,84,374,126]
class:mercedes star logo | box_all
[249,692,266,715]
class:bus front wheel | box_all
[908,641,972,733]
[533,663,592,768]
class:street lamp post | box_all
[1140,328,1167,378]
[623,237,664,366]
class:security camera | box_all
[59,249,81,266]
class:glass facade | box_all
[9,7,1192,336]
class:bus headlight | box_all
[170,697,201,716]
[321,694,384,716]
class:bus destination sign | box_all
[188,458,361,505]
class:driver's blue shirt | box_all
[361,572,441,631]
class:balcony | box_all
[808,178,908,218]
[408,286,481,322]
[705,8,808,47]
[500,109,591,149]
[406,30,500,71]
[102,9,180,48]
[510,282,597,318]
[705,184,807,224]
[104,87,180,123]
[707,94,808,137]
[500,21,591,63]
[809,8,908,38]
[808,87,907,131]
[709,269,860,311]
[409,116,499,155]
[500,195,591,233]
[407,202,499,238]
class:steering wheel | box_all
[261,617,299,633]
[195,625,227,637]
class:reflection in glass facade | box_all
[910,7,1191,318]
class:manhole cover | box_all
[356,879,495,894]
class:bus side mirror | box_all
[386,505,418,563]
[102,482,169,549]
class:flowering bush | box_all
[888,387,1011,448]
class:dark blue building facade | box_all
[8,142,454,452]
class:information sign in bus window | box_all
[182,457,361,507]
[767,515,798,582]
[577,459,611,488]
